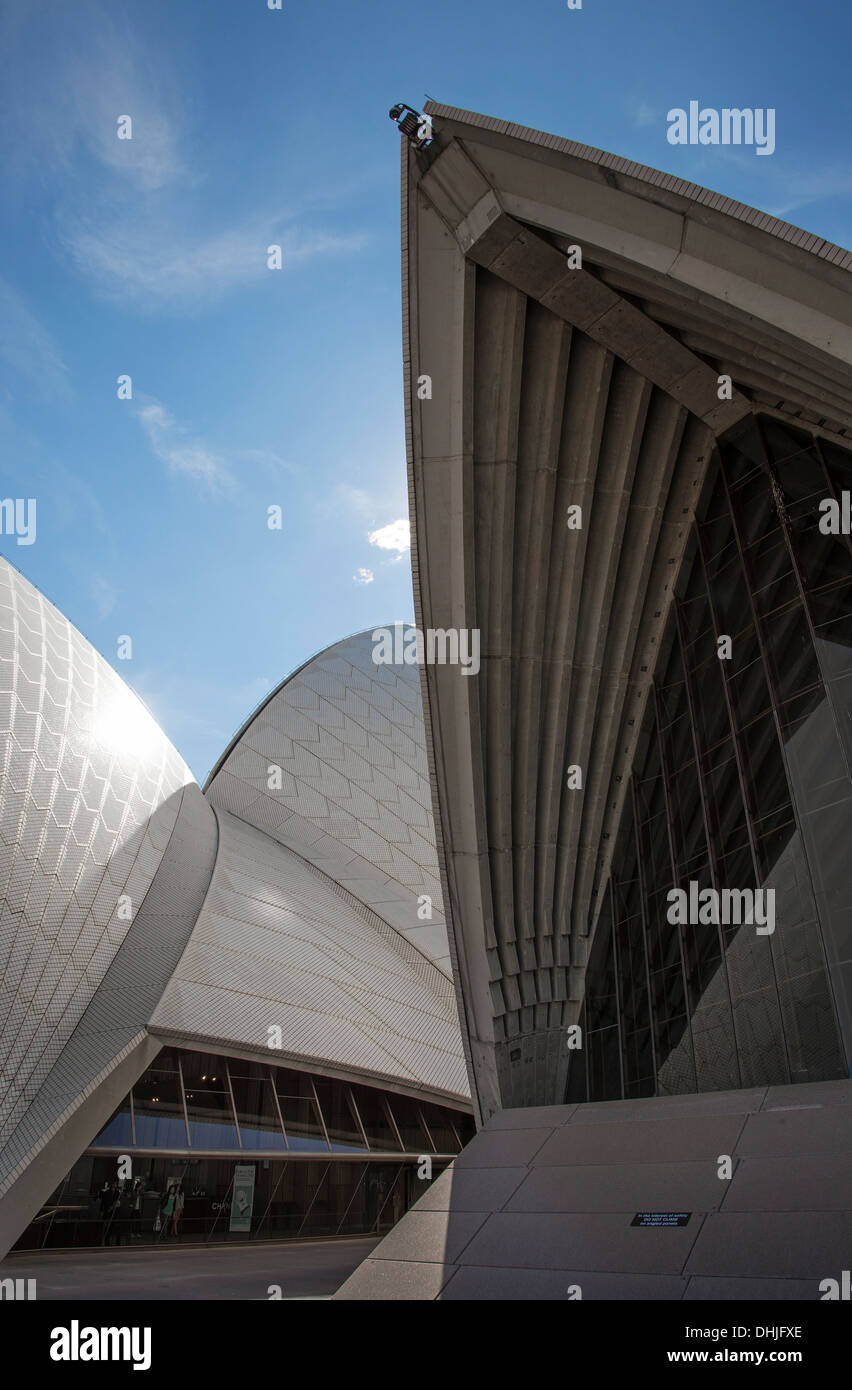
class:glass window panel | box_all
[699,472,737,563]
[738,711,789,822]
[426,1107,470,1154]
[267,1070,327,1150]
[646,891,680,974]
[184,1092,238,1150]
[90,1104,133,1148]
[178,1052,238,1149]
[720,421,766,488]
[821,440,852,493]
[349,1083,402,1152]
[587,1024,622,1101]
[727,654,772,729]
[653,1012,694,1093]
[312,1080,366,1152]
[777,684,824,736]
[744,529,799,616]
[227,1071,286,1151]
[795,522,851,594]
[688,655,729,754]
[752,803,796,880]
[725,465,777,549]
[386,1094,429,1152]
[132,1069,187,1149]
[759,417,815,467]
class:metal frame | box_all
[672,594,743,1091]
[692,494,794,1082]
[629,774,660,1092]
[651,678,701,1094]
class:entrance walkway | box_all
[0,1235,379,1300]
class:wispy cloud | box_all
[0,3,184,192]
[353,568,374,585]
[652,137,852,228]
[61,214,367,310]
[335,484,379,520]
[0,277,70,399]
[760,165,852,220]
[90,574,117,619]
[136,398,233,494]
[2,2,366,312]
[234,448,296,478]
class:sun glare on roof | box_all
[95,685,164,763]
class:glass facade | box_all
[12,1046,473,1251]
[570,415,852,1103]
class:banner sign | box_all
[229,1164,256,1232]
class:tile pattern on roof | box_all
[0,558,194,1178]
[206,632,450,973]
[151,809,468,1101]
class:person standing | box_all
[129,1179,144,1240]
[172,1184,185,1238]
[102,1181,121,1246]
[98,1181,113,1244]
[158,1184,176,1239]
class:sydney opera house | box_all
[0,578,474,1255]
[2,105,852,1297]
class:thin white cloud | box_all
[136,398,233,494]
[660,142,852,227]
[353,568,374,585]
[60,213,367,310]
[368,519,410,554]
[0,4,183,192]
[0,277,70,398]
[90,575,117,619]
[335,484,377,520]
[2,4,366,312]
[236,447,296,478]
[762,165,852,219]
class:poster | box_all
[229,1163,256,1233]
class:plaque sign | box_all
[631,1212,691,1227]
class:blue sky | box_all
[2,0,851,782]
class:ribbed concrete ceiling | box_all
[403,106,852,1120]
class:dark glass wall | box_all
[12,1153,442,1251]
[12,1046,473,1251]
[88,1047,471,1157]
[571,416,852,1103]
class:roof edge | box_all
[423,103,852,274]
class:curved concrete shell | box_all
[403,104,852,1120]
[0,557,217,1254]
[0,574,468,1257]
[205,631,450,972]
[150,809,466,1102]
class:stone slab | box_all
[507,1159,725,1213]
[533,1113,747,1166]
[457,1211,704,1274]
